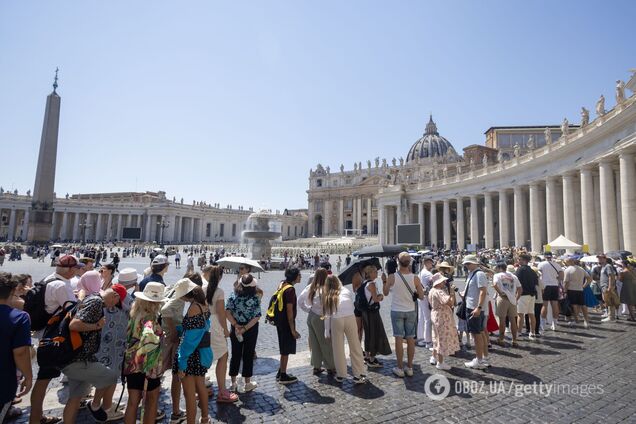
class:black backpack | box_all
[37,300,82,370]
[24,276,58,331]
[354,280,380,312]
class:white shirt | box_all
[390,272,417,312]
[297,284,323,315]
[493,272,522,305]
[418,268,433,290]
[324,286,356,337]
[44,273,76,314]
[538,260,562,287]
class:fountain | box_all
[242,209,281,260]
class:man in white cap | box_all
[116,267,140,293]
[462,255,489,369]
[139,255,170,292]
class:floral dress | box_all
[123,315,164,379]
[97,296,131,372]
[174,304,212,377]
[429,287,460,357]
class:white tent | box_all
[547,235,581,250]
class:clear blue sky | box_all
[1,1,633,210]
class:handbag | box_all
[455,273,475,320]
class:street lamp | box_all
[159,218,170,247]
[79,219,93,244]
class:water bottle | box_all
[236,332,244,343]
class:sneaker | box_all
[105,406,125,422]
[551,322,557,331]
[583,321,589,329]
[87,403,108,422]
[229,382,238,392]
[278,373,298,385]
[353,376,368,384]
[275,370,281,381]
[601,317,616,323]
[436,362,451,370]
[392,367,405,378]
[480,358,491,368]
[416,340,427,347]
[528,333,536,340]
[244,381,258,392]
[367,358,382,368]
[334,376,345,383]
[464,358,486,369]
[429,355,437,366]
[404,367,414,377]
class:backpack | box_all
[23,275,58,331]
[37,300,82,370]
[265,284,293,325]
[354,281,380,312]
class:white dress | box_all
[208,287,228,360]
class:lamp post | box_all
[79,219,93,244]
[159,218,170,247]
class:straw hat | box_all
[134,282,167,303]
[437,261,453,271]
[430,273,449,287]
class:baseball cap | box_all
[110,284,128,303]
[57,255,80,268]
[151,255,169,265]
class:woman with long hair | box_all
[322,275,367,383]
[99,263,117,290]
[298,268,335,374]
[175,282,212,424]
[203,266,238,403]
[225,274,261,392]
[360,265,392,367]
[123,282,166,424]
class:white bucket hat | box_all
[117,267,141,287]
[172,278,199,299]
[134,282,167,303]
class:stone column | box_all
[599,161,619,251]
[338,199,344,235]
[324,200,332,236]
[514,186,526,247]
[106,214,113,240]
[619,153,636,252]
[60,212,69,241]
[96,214,104,241]
[418,202,425,246]
[579,168,598,253]
[429,201,438,248]
[529,182,542,253]
[21,209,30,241]
[470,196,479,247]
[366,198,372,235]
[545,177,559,243]
[352,198,358,231]
[498,189,509,248]
[378,205,385,244]
[357,198,363,231]
[456,197,465,250]
[484,193,494,249]
[562,173,578,244]
[7,209,17,241]
[443,199,451,249]
[174,216,182,242]
[72,212,81,241]
[144,214,152,242]
[116,214,123,240]
[188,217,195,243]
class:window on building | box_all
[345,199,353,210]
[219,223,225,237]
[287,226,290,236]
[316,179,322,187]
[232,223,236,237]
[294,226,298,236]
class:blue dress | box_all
[583,285,599,307]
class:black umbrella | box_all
[606,250,632,260]
[353,244,407,258]
[338,257,382,285]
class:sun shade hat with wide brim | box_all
[134,282,168,303]
[173,278,199,299]
[462,255,480,265]
[431,273,449,287]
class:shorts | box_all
[567,290,585,306]
[37,365,62,381]
[543,286,559,301]
[125,372,162,392]
[276,323,297,356]
[517,295,535,315]
[390,310,417,339]
[495,297,518,321]
[354,307,362,318]
[466,308,485,334]
[62,361,118,399]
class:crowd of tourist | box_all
[0,243,635,423]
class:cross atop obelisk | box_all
[28,69,62,242]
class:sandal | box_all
[7,406,23,419]
[40,416,62,424]
[216,389,239,403]
[199,415,212,424]
[312,368,325,375]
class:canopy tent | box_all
[547,235,581,250]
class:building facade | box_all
[309,70,636,254]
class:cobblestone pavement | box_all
[3,257,636,423]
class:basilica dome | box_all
[406,115,459,163]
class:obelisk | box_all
[28,69,61,243]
